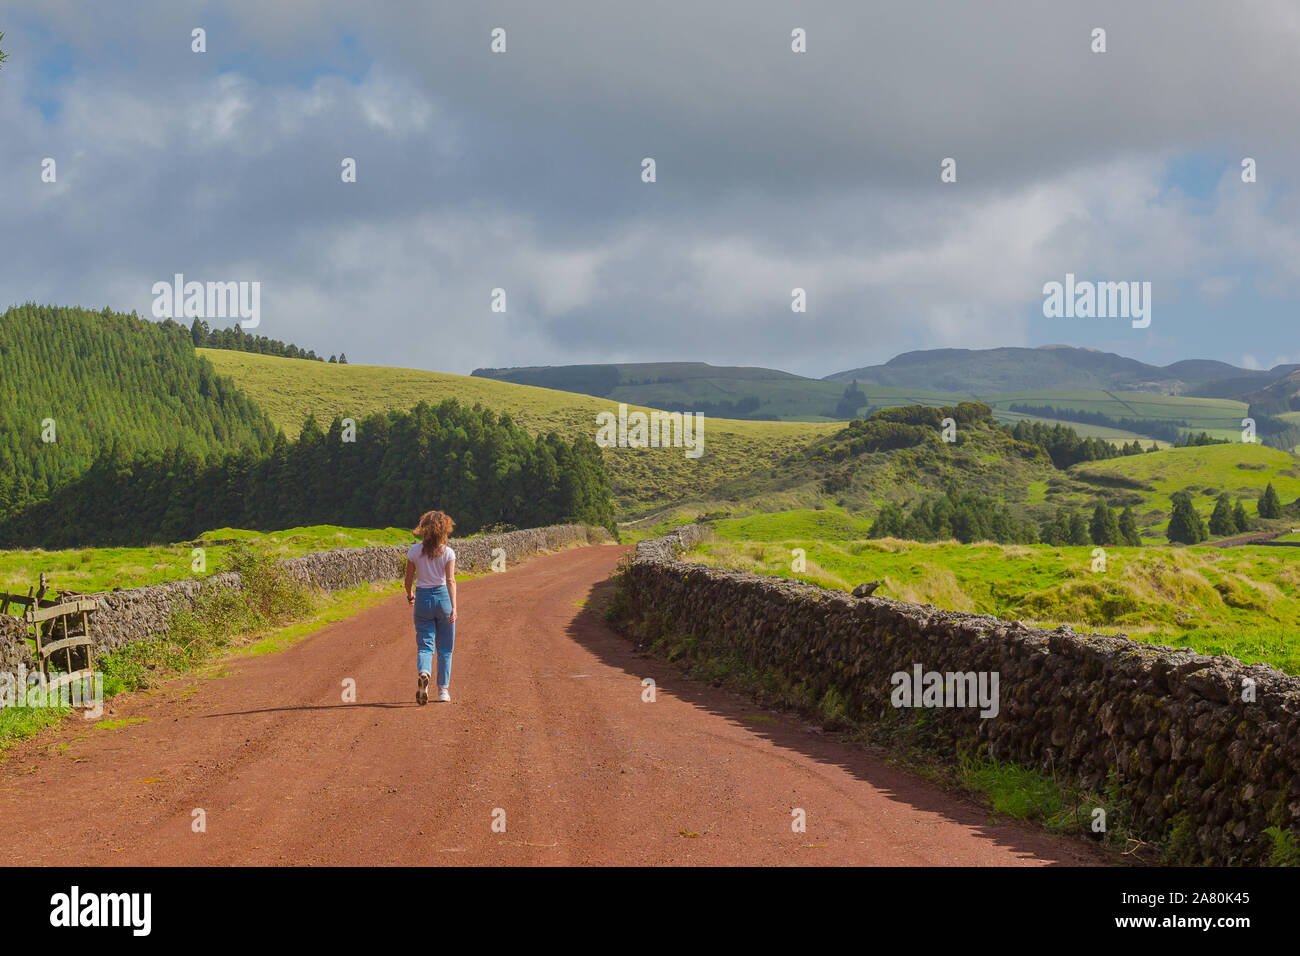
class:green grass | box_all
[1070,442,1300,500]
[0,704,69,751]
[982,389,1248,441]
[203,349,838,516]
[1061,442,1300,535]
[0,524,413,593]
[701,505,877,541]
[93,717,146,731]
[234,579,402,658]
[696,516,1300,674]
[2,572,403,751]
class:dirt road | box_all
[0,545,1102,865]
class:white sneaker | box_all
[437,687,451,702]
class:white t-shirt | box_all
[407,542,456,587]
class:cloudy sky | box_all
[3,1,1299,377]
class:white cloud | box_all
[3,0,1300,377]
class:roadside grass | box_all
[694,523,1300,674]
[1,542,411,752]
[0,705,68,751]
[235,580,402,659]
[0,524,412,593]
[93,717,146,731]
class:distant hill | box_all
[472,362,808,395]
[469,351,1297,443]
[472,361,956,421]
[825,346,1277,394]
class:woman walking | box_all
[405,510,457,705]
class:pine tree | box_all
[1208,492,1235,536]
[1258,482,1282,519]
[1067,510,1090,545]
[1233,498,1249,533]
[1117,506,1142,546]
[1167,491,1206,544]
[1039,508,1064,546]
[1089,501,1120,545]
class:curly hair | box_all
[413,510,455,557]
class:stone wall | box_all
[2,524,610,664]
[0,614,30,673]
[617,525,1300,865]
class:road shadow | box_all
[563,575,1116,867]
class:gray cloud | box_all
[2,0,1299,377]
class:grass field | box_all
[693,508,1300,674]
[203,349,837,516]
[1062,441,1300,537]
[981,389,1248,442]
[0,525,412,593]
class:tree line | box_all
[1001,419,1145,468]
[870,490,1142,547]
[870,482,1291,547]
[189,319,348,364]
[0,400,616,548]
[1007,402,1187,445]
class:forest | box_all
[0,306,616,547]
[0,304,277,518]
[0,400,615,548]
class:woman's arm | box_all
[404,559,415,604]
[446,558,457,623]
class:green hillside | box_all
[1061,442,1300,536]
[0,305,277,520]
[202,349,838,516]
[982,389,1247,442]
[703,403,1067,526]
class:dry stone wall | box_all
[0,615,31,672]
[620,526,1300,864]
[2,524,610,664]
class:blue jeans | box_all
[413,585,455,687]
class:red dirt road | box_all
[0,545,1103,866]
